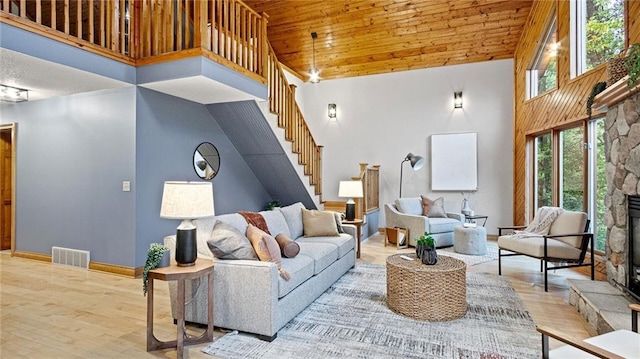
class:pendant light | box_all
[309,32,320,84]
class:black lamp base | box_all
[345,202,356,221]
[175,228,197,267]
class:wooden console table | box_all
[147,260,214,359]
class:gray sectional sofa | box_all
[163,202,356,341]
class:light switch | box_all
[122,181,131,192]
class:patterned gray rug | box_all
[203,263,539,359]
[438,241,498,267]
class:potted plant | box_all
[143,243,170,296]
[415,232,438,265]
[625,43,640,90]
[264,200,282,211]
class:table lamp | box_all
[338,180,364,221]
[160,181,215,266]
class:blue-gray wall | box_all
[1,87,273,268]
[1,88,137,266]
[135,88,271,266]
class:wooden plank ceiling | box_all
[245,0,534,81]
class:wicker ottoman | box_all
[386,254,467,321]
[454,226,487,255]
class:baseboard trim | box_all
[12,250,138,277]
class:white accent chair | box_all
[497,208,594,291]
[538,303,640,358]
[384,197,463,248]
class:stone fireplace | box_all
[603,88,640,300]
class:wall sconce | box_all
[328,103,337,119]
[0,84,29,102]
[454,91,463,109]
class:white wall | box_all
[292,59,514,234]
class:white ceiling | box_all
[0,48,131,105]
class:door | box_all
[1,128,12,250]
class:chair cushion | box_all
[549,329,640,359]
[549,211,588,248]
[395,197,422,216]
[498,235,582,260]
[295,233,355,258]
[428,217,462,234]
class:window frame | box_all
[526,14,558,100]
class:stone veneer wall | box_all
[604,91,640,288]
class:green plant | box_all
[142,243,169,296]
[416,232,435,247]
[625,43,640,89]
[586,81,607,119]
[264,200,282,211]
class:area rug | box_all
[202,263,538,359]
[438,241,498,267]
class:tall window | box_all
[559,126,585,212]
[527,18,558,99]
[588,118,607,251]
[572,0,625,77]
[534,133,553,208]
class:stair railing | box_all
[267,43,323,198]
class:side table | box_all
[147,260,214,359]
[465,214,488,227]
[342,218,364,258]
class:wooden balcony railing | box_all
[1,0,321,198]
[267,44,323,197]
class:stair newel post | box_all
[260,12,269,79]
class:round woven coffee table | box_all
[386,253,467,321]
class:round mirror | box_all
[193,142,220,180]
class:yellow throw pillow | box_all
[246,224,291,281]
[302,209,340,237]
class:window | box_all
[559,126,585,212]
[534,133,553,209]
[571,0,625,77]
[527,18,558,99]
[588,118,607,251]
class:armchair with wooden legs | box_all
[497,207,595,291]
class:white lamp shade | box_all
[160,181,215,219]
[338,181,364,198]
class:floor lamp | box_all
[160,181,215,266]
[399,153,425,198]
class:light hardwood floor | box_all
[0,235,603,358]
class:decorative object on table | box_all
[399,152,425,197]
[384,227,408,249]
[415,231,437,265]
[193,142,220,180]
[586,81,607,119]
[625,43,640,89]
[338,180,363,221]
[142,243,170,296]
[460,192,472,216]
[264,200,281,211]
[160,181,215,267]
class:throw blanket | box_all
[239,211,271,234]
[513,206,564,238]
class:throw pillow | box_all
[332,211,345,233]
[246,224,291,280]
[207,221,258,260]
[275,233,300,258]
[239,211,270,234]
[420,195,447,218]
[301,209,340,237]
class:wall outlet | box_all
[122,181,131,192]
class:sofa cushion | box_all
[395,197,422,216]
[302,209,340,237]
[428,217,462,234]
[278,255,315,298]
[275,233,300,258]
[202,213,248,234]
[259,209,291,238]
[498,235,583,260]
[206,221,258,260]
[421,195,446,218]
[295,233,354,258]
[278,202,305,239]
[297,241,339,274]
[246,224,291,280]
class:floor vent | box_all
[51,246,90,269]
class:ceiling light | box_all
[0,84,28,102]
[309,32,320,84]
